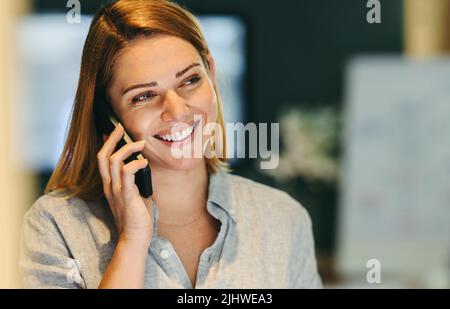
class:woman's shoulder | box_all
[25,193,74,221]
[224,173,312,227]
[24,192,106,228]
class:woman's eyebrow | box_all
[121,62,201,96]
[175,62,200,78]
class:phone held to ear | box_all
[94,98,153,198]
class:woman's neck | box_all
[150,161,209,226]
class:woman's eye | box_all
[183,76,201,87]
[132,92,155,104]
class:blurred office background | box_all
[0,0,449,288]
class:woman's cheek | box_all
[204,85,218,122]
[203,96,219,142]
[123,113,151,141]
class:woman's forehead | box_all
[111,35,203,86]
[118,35,200,69]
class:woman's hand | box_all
[97,123,154,249]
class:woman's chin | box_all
[164,156,204,171]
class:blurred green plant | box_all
[261,105,340,183]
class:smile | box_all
[153,119,201,143]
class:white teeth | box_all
[157,125,193,142]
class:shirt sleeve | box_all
[292,207,323,289]
[19,202,86,289]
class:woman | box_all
[19,0,322,289]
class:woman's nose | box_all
[161,89,190,121]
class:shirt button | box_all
[160,249,169,259]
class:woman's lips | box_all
[153,119,201,145]
[153,120,196,137]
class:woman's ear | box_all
[205,53,216,83]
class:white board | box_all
[338,56,450,288]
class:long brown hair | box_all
[45,0,230,201]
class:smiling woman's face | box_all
[107,34,218,171]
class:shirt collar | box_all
[207,171,237,222]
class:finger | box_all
[98,123,125,159]
[121,158,149,201]
[97,124,124,188]
[111,140,146,165]
[109,140,146,195]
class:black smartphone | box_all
[93,98,153,198]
